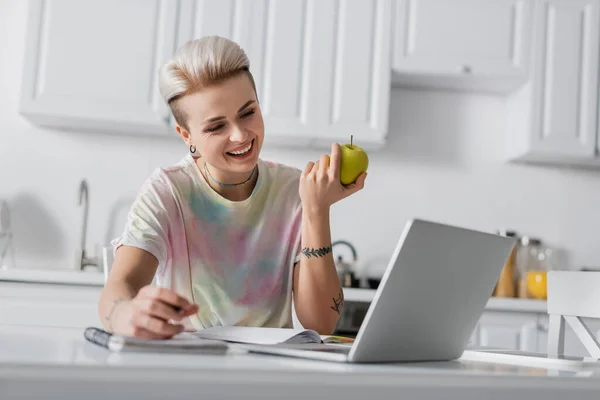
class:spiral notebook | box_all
[84,326,325,353]
[83,327,229,353]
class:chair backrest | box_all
[547,271,600,358]
[547,271,600,319]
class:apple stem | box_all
[351,135,353,148]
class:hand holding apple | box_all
[339,135,369,185]
[299,139,368,215]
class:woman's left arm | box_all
[293,143,367,334]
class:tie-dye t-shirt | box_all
[112,153,303,330]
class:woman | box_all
[98,36,367,339]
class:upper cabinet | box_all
[187,0,392,148]
[19,0,180,136]
[19,0,599,161]
[306,0,392,149]
[505,0,600,165]
[392,0,534,93]
[19,0,392,149]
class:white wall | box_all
[2,0,600,277]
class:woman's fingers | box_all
[329,143,341,179]
[143,298,185,322]
[141,286,195,312]
[317,154,329,180]
[132,312,184,337]
[343,172,367,195]
[131,326,172,340]
[303,161,315,176]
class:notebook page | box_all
[191,326,322,345]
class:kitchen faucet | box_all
[75,179,100,271]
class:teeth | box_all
[228,142,252,155]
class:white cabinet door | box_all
[528,0,600,159]
[475,311,539,352]
[184,0,311,144]
[310,0,392,148]
[187,0,392,149]
[256,0,392,148]
[19,0,181,136]
[392,0,533,91]
[507,0,600,164]
[0,282,103,329]
[251,0,314,145]
[188,0,265,78]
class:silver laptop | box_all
[240,218,517,363]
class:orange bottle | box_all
[494,230,518,297]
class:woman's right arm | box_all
[98,245,198,339]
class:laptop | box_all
[239,218,517,363]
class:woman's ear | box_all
[176,124,192,145]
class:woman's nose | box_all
[229,124,248,142]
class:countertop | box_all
[0,266,105,286]
[342,287,548,313]
[2,326,600,400]
[0,268,548,313]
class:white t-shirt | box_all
[112,153,303,330]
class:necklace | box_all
[203,161,257,187]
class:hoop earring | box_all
[189,144,196,154]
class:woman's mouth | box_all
[226,139,254,159]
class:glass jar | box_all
[493,230,518,297]
[516,236,550,299]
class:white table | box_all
[1,326,600,399]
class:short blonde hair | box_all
[158,36,257,130]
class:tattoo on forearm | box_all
[301,245,332,258]
[106,298,126,331]
[331,290,344,315]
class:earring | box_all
[189,144,196,154]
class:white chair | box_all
[547,271,600,358]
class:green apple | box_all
[339,135,369,185]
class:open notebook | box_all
[190,326,324,345]
[84,326,336,353]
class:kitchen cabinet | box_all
[469,309,600,358]
[471,311,539,352]
[505,0,600,166]
[19,0,392,150]
[391,0,534,93]
[0,281,102,329]
[184,0,392,149]
[19,0,180,136]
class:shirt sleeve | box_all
[111,170,176,270]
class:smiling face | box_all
[175,72,264,182]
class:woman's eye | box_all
[206,124,224,132]
[241,109,255,118]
